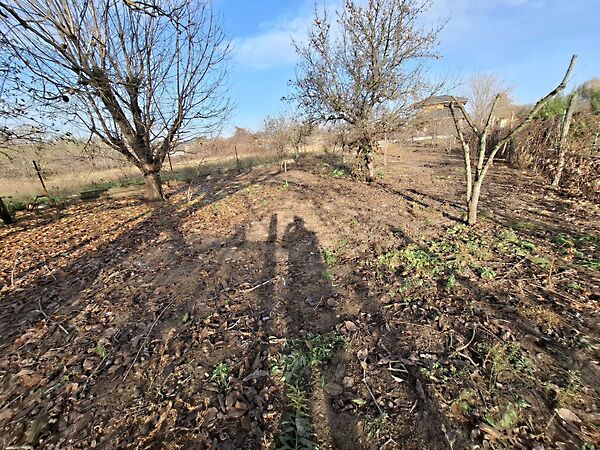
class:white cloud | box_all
[232,0,344,71]
[232,15,309,71]
[232,0,538,71]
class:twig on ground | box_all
[380,438,398,449]
[82,355,109,393]
[42,256,56,280]
[240,276,280,293]
[497,257,525,282]
[454,326,477,353]
[37,299,69,335]
[359,355,383,416]
[441,424,455,450]
[409,399,418,414]
[10,252,21,288]
[123,300,174,380]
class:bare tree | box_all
[448,55,577,226]
[0,35,48,224]
[290,0,443,181]
[288,117,313,160]
[262,114,291,165]
[465,73,513,128]
[0,0,231,200]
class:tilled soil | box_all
[0,146,599,449]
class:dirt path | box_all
[1,147,598,449]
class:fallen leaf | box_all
[26,415,48,443]
[324,383,343,396]
[556,408,582,424]
[345,321,358,332]
[16,369,42,388]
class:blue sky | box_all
[214,0,600,134]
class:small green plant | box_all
[210,361,230,388]
[275,334,344,449]
[585,261,600,271]
[478,267,496,280]
[511,221,539,231]
[401,246,438,272]
[485,402,521,431]
[553,233,575,247]
[278,415,317,450]
[567,282,584,291]
[7,200,27,214]
[372,250,401,276]
[95,344,107,358]
[322,269,333,280]
[452,389,476,414]
[286,384,311,417]
[548,370,583,406]
[529,256,551,269]
[367,413,389,439]
[420,361,467,383]
[479,342,534,381]
[321,248,338,267]
[446,275,457,290]
[331,167,347,178]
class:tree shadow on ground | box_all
[0,168,287,448]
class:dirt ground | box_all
[0,145,599,450]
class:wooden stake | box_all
[235,146,241,172]
[32,160,50,198]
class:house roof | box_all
[419,95,468,107]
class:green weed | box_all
[478,267,497,280]
[274,333,344,449]
[484,401,526,431]
[446,275,457,290]
[322,248,338,267]
[545,370,583,406]
[95,344,107,358]
[452,389,476,414]
[210,361,230,388]
[585,261,600,271]
[529,256,552,269]
[278,416,317,450]
[511,221,539,231]
[479,342,534,381]
[331,167,347,178]
[366,413,389,439]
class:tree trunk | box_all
[365,150,375,181]
[358,139,375,182]
[144,171,164,201]
[0,196,13,224]
[467,181,482,226]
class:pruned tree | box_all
[0,0,231,200]
[448,55,577,226]
[552,91,578,187]
[290,0,443,181]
